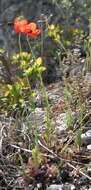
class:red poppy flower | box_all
[28,29,41,38]
[24,22,37,33]
[14,19,29,33]
[14,19,42,37]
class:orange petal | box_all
[16,20,28,26]
[29,23,37,31]
[28,29,41,37]
[14,19,29,33]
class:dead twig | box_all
[38,140,91,181]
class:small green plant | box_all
[64,84,72,106]
[0,54,46,109]
[11,52,31,69]
[32,144,41,169]
[63,83,74,130]
[77,98,84,125]
[1,83,24,107]
[24,57,46,80]
[65,109,74,130]
[75,129,82,152]
[44,107,52,144]
[19,154,25,170]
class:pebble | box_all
[81,130,91,145]
[46,183,75,190]
[28,107,45,129]
[54,113,67,134]
[46,184,63,190]
[87,167,91,176]
[87,144,91,150]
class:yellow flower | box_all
[55,34,61,42]
[48,24,55,30]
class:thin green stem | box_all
[89,18,91,66]
[26,34,35,60]
[18,34,38,138]
[18,34,22,55]
[39,74,52,144]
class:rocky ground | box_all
[0,71,91,189]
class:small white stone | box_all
[87,144,91,150]
[46,184,75,190]
[46,184,63,190]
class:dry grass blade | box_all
[67,163,91,181]
[0,122,5,154]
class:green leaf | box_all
[75,130,82,151]
[0,60,3,64]
[32,145,41,169]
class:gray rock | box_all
[0,0,88,54]
[81,130,91,145]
